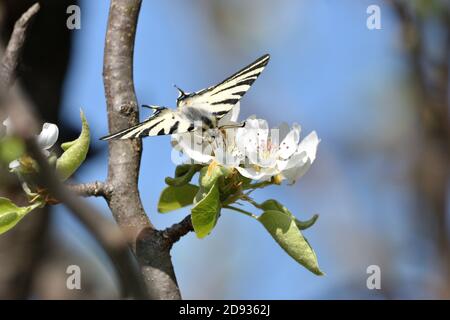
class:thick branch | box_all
[67,181,112,198]
[103,0,182,299]
[103,0,151,236]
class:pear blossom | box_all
[2,118,59,170]
[171,103,244,167]
[235,118,319,183]
[170,103,319,183]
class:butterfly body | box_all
[100,54,270,141]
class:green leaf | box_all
[191,182,221,238]
[295,214,319,230]
[0,137,25,164]
[0,197,40,235]
[261,199,286,212]
[258,210,323,275]
[165,164,202,187]
[261,199,318,230]
[158,184,199,213]
[56,110,90,181]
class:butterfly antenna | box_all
[174,84,187,99]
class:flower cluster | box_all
[0,111,90,236]
[163,104,323,274]
[172,103,320,184]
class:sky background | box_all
[49,0,446,299]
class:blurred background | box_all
[0,0,449,299]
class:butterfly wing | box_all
[177,54,270,117]
[99,107,195,140]
[100,54,270,140]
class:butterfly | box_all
[100,54,270,141]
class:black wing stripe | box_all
[207,54,269,95]
[168,121,180,134]
[225,54,270,83]
[229,58,269,81]
[210,75,259,97]
[237,78,257,87]
[211,84,250,96]
[212,110,230,116]
[136,119,165,137]
[231,91,247,97]
[211,98,240,106]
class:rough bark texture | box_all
[102,0,183,300]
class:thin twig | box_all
[224,205,258,219]
[243,180,273,190]
[0,3,40,91]
[25,140,148,299]
[162,215,194,247]
[0,3,40,137]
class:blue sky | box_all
[52,0,436,299]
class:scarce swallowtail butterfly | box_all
[100,54,270,141]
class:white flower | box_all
[35,122,59,156]
[275,131,320,183]
[234,117,319,183]
[2,117,59,170]
[170,104,319,184]
[172,103,243,167]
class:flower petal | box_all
[172,131,214,164]
[8,160,20,170]
[236,117,269,164]
[283,163,312,184]
[297,131,320,163]
[277,123,301,160]
[236,165,275,181]
[218,102,241,126]
[36,123,59,150]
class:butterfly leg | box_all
[142,104,165,111]
[218,121,246,130]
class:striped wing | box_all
[100,108,194,140]
[177,54,270,117]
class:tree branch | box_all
[25,140,149,299]
[0,2,39,137]
[103,0,182,299]
[0,3,148,300]
[0,2,40,91]
[67,181,112,198]
[162,215,194,247]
